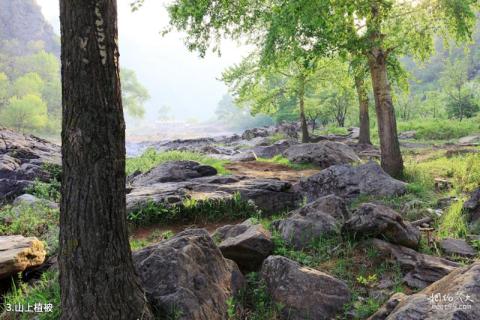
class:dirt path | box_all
[225,161,320,183]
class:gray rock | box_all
[231,151,256,162]
[343,203,421,249]
[241,127,269,140]
[261,255,351,320]
[214,219,273,272]
[127,175,299,215]
[0,128,60,203]
[458,134,480,145]
[129,161,217,186]
[348,127,360,139]
[272,195,349,249]
[253,140,293,159]
[368,239,460,289]
[133,229,245,320]
[398,131,417,140]
[439,238,476,258]
[298,161,407,202]
[384,262,480,319]
[12,194,58,209]
[283,141,360,168]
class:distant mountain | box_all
[0,0,59,55]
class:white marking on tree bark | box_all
[95,4,107,65]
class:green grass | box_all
[406,151,480,193]
[1,271,60,320]
[437,199,469,239]
[126,148,230,176]
[130,229,175,251]
[0,204,59,255]
[127,192,260,226]
[229,272,281,320]
[397,118,480,140]
[256,155,317,170]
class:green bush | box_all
[126,149,230,176]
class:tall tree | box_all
[59,1,153,318]
[162,0,478,177]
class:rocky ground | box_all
[1,124,480,319]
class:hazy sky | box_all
[37,0,249,122]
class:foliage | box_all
[127,192,260,226]
[126,148,230,176]
[121,68,150,119]
[1,271,61,320]
[0,94,48,133]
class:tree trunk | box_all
[59,1,153,319]
[368,49,404,177]
[298,76,309,143]
[355,75,371,145]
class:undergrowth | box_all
[127,192,260,226]
[1,271,60,320]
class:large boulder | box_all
[261,256,351,320]
[0,128,60,203]
[283,141,360,168]
[0,235,46,279]
[368,239,460,289]
[253,140,293,159]
[133,229,245,320]
[127,175,300,215]
[241,127,270,140]
[439,238,476,258]
[129,161,217,186]
[380,262,480,319]
[272,195,349,249]
[298,161,407,202]
[343,204,421,249]
[213,219,273,272]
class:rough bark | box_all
[355,75,371,145]
[59,1,153,319]
[366,4,404,177]
[368,50,404,177]
[298,75,310,143]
